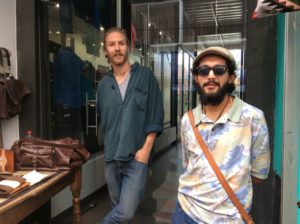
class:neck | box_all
[202,95,231,121]
[112,62,131,84]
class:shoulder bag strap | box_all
[187,110,254,224]
[20,137,83,149]
[0,47,12,77]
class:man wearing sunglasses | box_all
[172,46,270,223]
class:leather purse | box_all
[11,136,91,171]
[0,47,30,120]
[188,110,254,224]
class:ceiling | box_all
[131,0,245,53]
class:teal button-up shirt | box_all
[97,63,164,161]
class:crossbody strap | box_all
[187,110,254,224]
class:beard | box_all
[107,51,129,66]
[195,80,229,106]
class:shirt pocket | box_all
[134,87,148,111]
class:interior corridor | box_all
[51,142,182,224]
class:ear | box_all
[193,75,199,84]
[229,74,237,83]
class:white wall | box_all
[0,0,19,149]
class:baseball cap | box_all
[193,46,236,69]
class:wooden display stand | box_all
[0,168,82,224]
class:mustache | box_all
[203,80,220,87]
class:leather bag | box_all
[11,136,91,171]
[0,47,30,120]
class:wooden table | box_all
[0,168,82,224]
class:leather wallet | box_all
[0,175,29,197]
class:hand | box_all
[134,132,157,164]
[135,148,150,164]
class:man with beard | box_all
[172,46,270,223]
[97,27,163,223]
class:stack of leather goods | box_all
[0,175,30,198]
[0,149,27,198]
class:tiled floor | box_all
[51,142,182,224]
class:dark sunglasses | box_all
[193,65,227,76]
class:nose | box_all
[115,44,120,51]
[207,69,216,78]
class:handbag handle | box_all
[187,110,254,224]
[19,137,83,149]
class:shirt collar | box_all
[227,96,243,122]
[192,96,243,125]
[108,62,139,76]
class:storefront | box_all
[2,0,300,222]
[2,0,177,218]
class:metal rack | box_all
[85,93,97,136]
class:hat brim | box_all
[193,47,236,69]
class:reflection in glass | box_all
[48,0,114,154]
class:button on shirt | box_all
[178,97,270,223]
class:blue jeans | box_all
[172,201,198,224]
[101,159,149,224]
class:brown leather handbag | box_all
[0,47,30,120]
[11,136,91,171]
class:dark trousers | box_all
[54,105,82,140]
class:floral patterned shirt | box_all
[178,97,270,224]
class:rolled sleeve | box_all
[145,73,164,135]
[250,113,271,179]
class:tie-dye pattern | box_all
[177,97,270,223]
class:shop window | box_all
[131,0,246,124]
[47,0,116,154]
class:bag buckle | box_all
[32,155,37,170]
